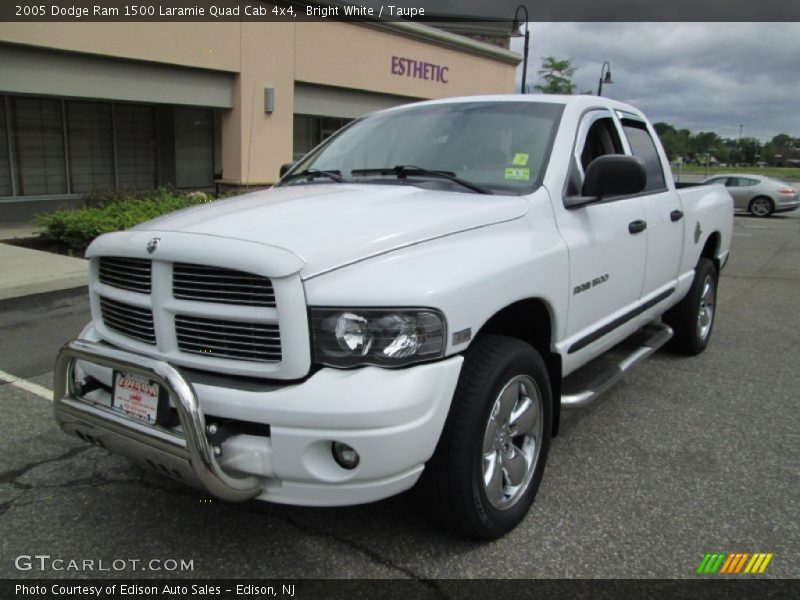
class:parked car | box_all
[702,174,800,217]
[53,95,733,539]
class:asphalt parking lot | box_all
[0,211,798,581]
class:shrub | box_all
[34,188,214,254]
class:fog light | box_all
[332,442,359,469]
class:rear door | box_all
[618,115,684,300]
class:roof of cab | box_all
[374,93,645,120]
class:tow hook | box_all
[206,421,236,457]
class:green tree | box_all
[738,137,762,164]
[762,133,798,166]
[653,122,691,162]
[533,56,577,94]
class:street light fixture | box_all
[597,61,613,96]
[513,5,530,94]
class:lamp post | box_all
[513,5,530,94]
[597,61,613,96]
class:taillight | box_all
[778,188,797,195]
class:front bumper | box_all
[54,337,463,506]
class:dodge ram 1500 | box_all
[53,95,733,539]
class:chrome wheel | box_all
[750,197,772,217]
[482,374,543,511]
[697,275,715,341]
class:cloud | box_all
[511,23,800,141]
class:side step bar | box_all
[561,323,674,410]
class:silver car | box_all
[702,174,800,217]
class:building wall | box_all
[0,20,518,204]
[0,22,243,71]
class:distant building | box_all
[0,18,519,222]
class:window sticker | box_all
[512,153,529,166]
[504,167,531,180]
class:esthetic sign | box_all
[391,56,449,84]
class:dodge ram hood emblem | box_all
[146,237,161,254]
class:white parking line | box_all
[0,368,53,401]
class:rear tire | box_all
[418,334,552,540]
[664,258,718,355]
[749,196,774,217]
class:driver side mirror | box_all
[279,161,298,178]
[581,154,647,199]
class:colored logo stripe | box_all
[745,553,773,574]
[697,553,773,574]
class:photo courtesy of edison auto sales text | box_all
[15,583,297,597]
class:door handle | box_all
[628,220,647,234]
[670,209,684,222]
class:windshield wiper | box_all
[351,165,492,195]
[282,169,346,183]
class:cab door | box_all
[618,115,684,300]
[553,110,647,364]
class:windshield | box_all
[282,101,564,194]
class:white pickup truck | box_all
[54,95,733,539]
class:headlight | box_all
[311,308,446,368]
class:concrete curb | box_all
[0,243,88,301]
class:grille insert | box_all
[98,257,151,293]
[173,263,275,307]
[99,297,156,345]
[175,315,281,363]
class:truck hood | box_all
[133,184,528,277]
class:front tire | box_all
[749,196,774,217]
[419,335,552,540]
[664,258,718,355]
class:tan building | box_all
[0,19,520,222]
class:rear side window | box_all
[621,119,667,193]
[729,177,759,187]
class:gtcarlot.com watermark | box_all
[14,554,194,573]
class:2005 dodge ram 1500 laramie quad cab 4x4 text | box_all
[53,95,732,539]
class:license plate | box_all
[113,371,160,425]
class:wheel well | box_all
[701,232,721,271]
[477,299,563,436]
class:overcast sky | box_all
[510,23,800,142]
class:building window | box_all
[292,115,352,160]
[0,94,219,199]
[0,98,11,197]
[293,116,314,160]
[66,101,115,193]
[174,107,214,189]
[11,97,67,196]
[115,103,156,190]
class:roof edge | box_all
[359,20,522,66]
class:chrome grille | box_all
[173,263,275,307]
[98,257,151,293]
[99,297,156,345]
[175,315,282,363]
